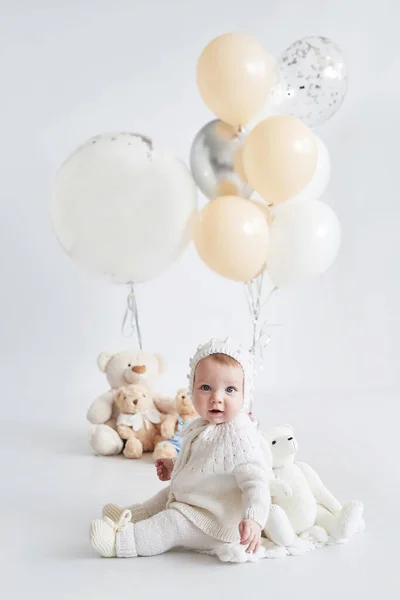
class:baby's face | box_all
[192,357,244,424]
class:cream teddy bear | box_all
[264,425,365,543]
[86,349,174,456]
[115,385,174,459]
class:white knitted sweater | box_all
[167,413,272,543]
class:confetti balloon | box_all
[269,36,348,128]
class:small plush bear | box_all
[153,388,198,461]
[264,425,364,542]
[114,385,170,459]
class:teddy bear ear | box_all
[114,388,124,405]
[281,424,294,432]
[154,353,167,374]
[97,351,114,373]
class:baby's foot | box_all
[90,510,136,558]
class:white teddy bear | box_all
[263,425,365,544]
[86,349,171,456]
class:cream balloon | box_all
[196,33,274,128]
[50,133,198,284]
[288,135,330,203]
[242,115,318,204]
[193,195,269,282]
[267,199,341,287]
[247,199,271,278]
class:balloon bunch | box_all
[190,33,346,370]
[49,32,347,359]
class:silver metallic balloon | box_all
[270,36,348,128]
[190,119,253,199]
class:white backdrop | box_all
[1,1,399,599]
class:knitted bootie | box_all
[102,503,149,523]
[102,504,124,522]
[90,509,137,558]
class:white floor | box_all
[2,391,399,600]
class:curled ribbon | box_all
[244,274,281,415]
[121,282,143,349]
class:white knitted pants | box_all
[132,508,219,556]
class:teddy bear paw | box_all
[260,539,287,559]
[91,425,123,456]
[286,536,316,556]
[299,525,329,547]
[215,543,267,563]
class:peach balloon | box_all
[247,200,271,278]
[193,195,269,282]
[243,115,318,204]
[196,33,274,127]
[249,199,271,224]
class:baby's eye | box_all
[200,384,211,391]
[226,386,236,394]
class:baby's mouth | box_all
[209,408,224,415]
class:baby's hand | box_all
[155,458,174,481]
[238,519,261,554]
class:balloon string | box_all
[244,277,280,415]
[121,283,143,349]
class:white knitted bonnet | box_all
[187,337,254,411]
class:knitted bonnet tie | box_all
[187,337,254,412]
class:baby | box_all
[90,337,271,559]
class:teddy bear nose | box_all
[132,365,146,374]
[287,437,293,441]
[133,399,138,405]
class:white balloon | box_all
[267,200,341,287]
[288,135,330,203]
[50,133,198,283]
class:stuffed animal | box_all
[153,388,198,461]
[177,388,198,421]
[263,425,364,543]
[114,385,172,459]
[86,349,174,456]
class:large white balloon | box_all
[50,133,198,283]
[288,135,330,203]
[267,200,341,287]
